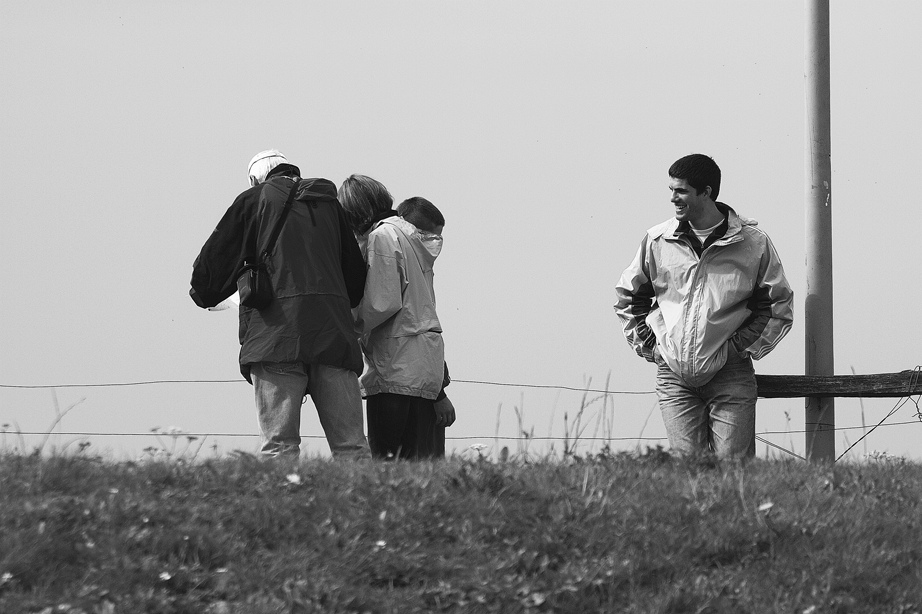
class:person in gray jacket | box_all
[338,175,454,459]
[397,197,456,457]
[614,154,793,459]
[190,150,371,459]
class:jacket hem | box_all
[362,384,440,401]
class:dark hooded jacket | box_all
[190,164,366,381]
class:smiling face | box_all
[669,177,713,226]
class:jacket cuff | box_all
[729,334,747,356]
[190,288,211,309]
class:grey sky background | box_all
[2,1,920,461]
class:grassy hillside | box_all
[1,450,920,613]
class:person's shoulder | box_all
[720,203,763,239]
[719,203,756,228]
[389,216,419,236]
[228,183,263,210]
[735,213,769,239]
[735,216,778,254]
[647,217,677,240]
[372,216,407,234]
[235,183,263,199]
[368,219,403,248]
[297,177,337,195]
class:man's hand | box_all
[434,397,456,427]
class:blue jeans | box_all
[251,362,371,459]
[655,351,757,459]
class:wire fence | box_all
[2,371,920,461]
[0,378,654,394]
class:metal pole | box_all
[805,0,835,462]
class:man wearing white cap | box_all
[190,150,371,459]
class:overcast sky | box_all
[2,0,920,462]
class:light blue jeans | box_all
[655,350,757,459]
[251,362,371,459]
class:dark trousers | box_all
[366,393,442,460]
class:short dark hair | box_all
[668,154,721,201]
[397,197,445,233]
[337,174,393,233]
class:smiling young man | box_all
[613,154,794,458]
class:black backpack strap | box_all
[260,179,300,262]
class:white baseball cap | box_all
[247,149,288,186]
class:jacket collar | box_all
[654,202,748,243]
[359,209,398,236]
[380,216,443,265]
[265,163,301,180]
[264,173,339,201]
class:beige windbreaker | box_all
[355,216,445,399]
[614,204,793,387]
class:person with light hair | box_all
[190,150,371,459]
[338,175,454,460]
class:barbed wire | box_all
[0,378,655,395]
[452,380,654,395]
[0,379,246,389]
[6,418,919,442]
[4,431,669,442]
[755,436,806,461]
[835,366,921,462]
[3,369,920,461]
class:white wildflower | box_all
[285,473,302,485]
[525,592,547,607]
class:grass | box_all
[1,449,921,614]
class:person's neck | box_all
[358,209,398,236]
[265,163,301,181]
[688,202,724,230]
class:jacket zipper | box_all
[681,239,703,384]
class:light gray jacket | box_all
[614,204,794,387]
[356,217,445,399]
